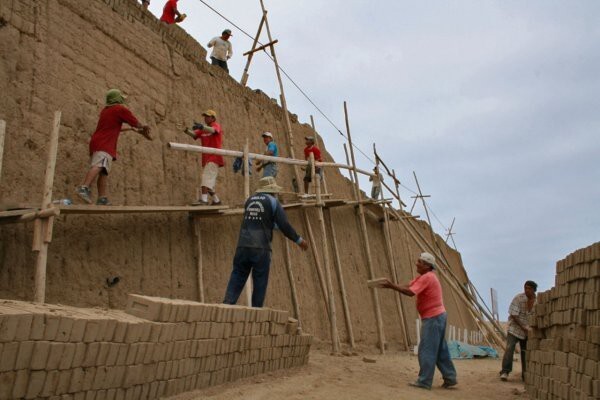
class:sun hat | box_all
[202,109,217,118]
[256,176,282,193]
[262,132,273,138]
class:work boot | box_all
[76,186,92,204]
[96,197,111,206]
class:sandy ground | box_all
[169,345,528,400]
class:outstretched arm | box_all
[380,279,415,297]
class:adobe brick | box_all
[47,342,67,370]
[43,315,61,341]
[69,318,87,342]
[59,343,76,370]
[12,369,29,398]
[83,342,101,367]
[30,341,51,370]
[40,370,59,397]
[56,369,71,394]
[72,343,87,368]
[25,370,46,399]
[55,317,74,342]
[126,294,163,321]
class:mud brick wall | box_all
[525,242,600,400]
[0,0,478,345]
[0,297,311,399]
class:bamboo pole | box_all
[324,207,356,349]
[243,140,252,306]
[343,101,386,354]
[283,239,301,328]
[33,111,61,303]
[310,115,329,194]
[302,211,330,309]
[258,0,303,192]
[168,142,376,177]
[240,14,266,86]
[314,164,340,353]
[243,39,278,56]
[382,204,411,350]
[194,218,205,302]
[0,120,5,184]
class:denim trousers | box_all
[223,247,272,308]
[262,163,278,178]
[501,333,527,378]
[417,312,457,388]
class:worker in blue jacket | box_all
[223,177,309,307]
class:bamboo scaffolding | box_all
[243,140,252,306]
[240,14,265,86]
[313,154,340,353]
[282,239,301,328]
[258,0,303,192]
[324,207,355,349]
[344,101,386,354]
[0,120,5,184]
[33,111,61,303]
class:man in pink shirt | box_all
[380,252,457,390]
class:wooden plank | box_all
[59,205,228,215]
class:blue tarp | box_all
[447,341,498,359]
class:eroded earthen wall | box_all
[0,0,477,345]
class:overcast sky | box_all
[148,0,600,319]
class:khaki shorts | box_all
[201,162,220,190]
[90,151,112,175]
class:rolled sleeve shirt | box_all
[507,293,534,339]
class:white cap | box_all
[262,132,273,138]
[419,252,436,269]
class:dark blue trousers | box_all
[223,247,271,307]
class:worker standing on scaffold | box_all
[183,109,224,205]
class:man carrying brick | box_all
[500,280,537,382]
[160,0,186,24]
[379,253,458,390]
[76,89,151,205]
[223,177,308,307]
[183,109,224,205]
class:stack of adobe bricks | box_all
[0,295,311,399]
[525,242,600,400]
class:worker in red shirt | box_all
[160,0,186,24]
[183,109,224,205]
[76,89,151,205]
[303,136,322,195]
[379,253,458,390]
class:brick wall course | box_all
[0,297,311,398]
[525,242,600,400]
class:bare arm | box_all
[380,279,415,297]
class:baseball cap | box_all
[419,252,436,269]
[202,109,217,118]
[222,29,232,36]
[305,136,315,142]
[262,132,273,138]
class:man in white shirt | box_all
[207,29,233,73]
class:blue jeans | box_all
[501,333,527,379]
[262,163,278,178]
[223,247,272,307]
[417,312,457,388]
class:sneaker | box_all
[408,382,431,390]
[500,372,508,381]
[212,200,222,206]
[76,186,92,204]
[442,380,458,389]
[96,197,111,206]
